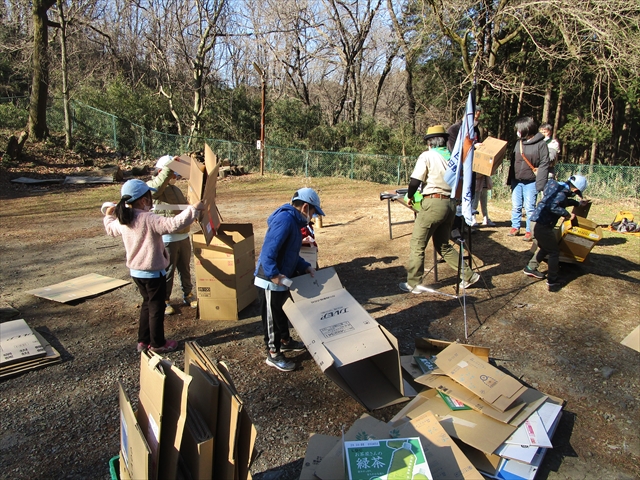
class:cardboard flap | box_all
[167,155,192,179]
[435,343,526,412]
[299,434,340,480]
[289,267,343,301]
[138,351,166,480]
[119,382,152,480]
[324,328,392,367]
[395,410,485,480]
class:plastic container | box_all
[108,455,119,480]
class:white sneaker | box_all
[459,272,480,289]
[482,217,496,226]
[165,302,176,315]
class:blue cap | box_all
[121,179,156,204]
[291,187,325,216]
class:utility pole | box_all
[253,63,266,175]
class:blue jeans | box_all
[511,181,538,232]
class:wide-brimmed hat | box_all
[423,125,449,141]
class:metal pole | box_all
[260,75,265,175]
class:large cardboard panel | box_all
[300,434,340,480]
[156,354,192,480]
[395,410,485,480]
[181,404,214,480]
[119,382,152,480]
[284,268,405,410]
[184,342,256,480]
[167,155,192,179]
[435,343,527,412]
[185,361,220,439]
[559,216,603,263]
[138,351,166,480]
[473,137,508,176]
[393,389,516,454]
[27,273,129,303]
[0,319,46,366]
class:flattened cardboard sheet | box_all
[27,273,130,303]
[435,343,527,412]
[0,319,46,366]
[119,381,152,480]
[300,434,340,480]
[621,325,640,353]
[0,330,61,378]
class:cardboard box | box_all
[283,267,406,410]
[137,351,166,480]
[167,154,192,179]
[193,226,257,321]
[344,437,431,480]
[473,137,508,176]
[434,343,527,412]
[558,216,603,263]
[187,144,222,245]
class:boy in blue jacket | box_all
[254,188,325,372]
[523,175,588,291]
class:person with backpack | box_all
[523,175,589,291]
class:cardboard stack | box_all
[398,340,564,480]
[118,341,256,480]
[0,319,61,378]
[167,145,257,320]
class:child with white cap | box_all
[148,155,197,314]
[103,179,202,353]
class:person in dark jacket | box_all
[507,117,550,241]
[254,188,324,372]
[523,175,588,291]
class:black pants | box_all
[258,288,292,353]
[133,276,167,348]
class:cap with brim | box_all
[423,125,449,141]
[155,155,174,170]
[291,187,325,216]
[121,179,156,204]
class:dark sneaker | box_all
[149,339,178,354]
[265,352,295,372]
[523,267,545,279]
[459,272,480,289]
[137,342,148,353]
[546,279,563,292]
[280,339,306,352]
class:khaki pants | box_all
[406,197,473,287]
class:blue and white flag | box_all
[444,91,476,226]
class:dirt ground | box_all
[0,149,639,479]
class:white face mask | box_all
[516,131,522,138]
[169,178,177,185]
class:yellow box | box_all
[558,216,603,263]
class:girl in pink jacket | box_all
[103,179,201,353]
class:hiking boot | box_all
[136,342,148,353]
[165,302,176,315]
[149,339,178,354]
[523,232,533,242]
[399,282,426,294]
[508,228,520,236]
[459,272,480,289]
[280,339,306,352]
[265,352,295,372]
[183,293,197,308]
[523,267,545,279]
[482,217,496,226]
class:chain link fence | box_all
[8,99,636,199]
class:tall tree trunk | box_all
[542,80,552,124]
[28,0,56,141]
[57,0,71,148]
[589,138,597,173]
[406,66,416,135]
[553,86,563,157]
